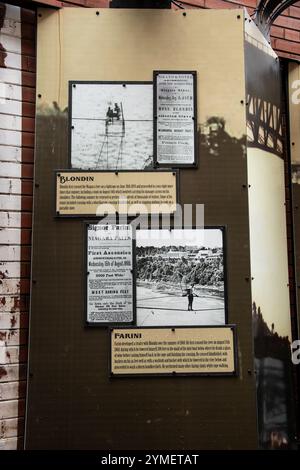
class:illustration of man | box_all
[106,106,114,123]
[114,103,121,120]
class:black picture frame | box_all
[109,324,238,378]
[68,80,153,171]
[54,168,180,218]
[84,220,136,328]
[133,224,229,326]
[153,70,198,169]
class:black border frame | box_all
[133,225,229,326]
[83,224,228,329]
[68,80,153,171]
[153,70,198,169]
[54,168,180,218]
[109,324,238,378]
[84,221,136,328]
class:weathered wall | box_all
[0,0,108,452]
[0,2,35,450]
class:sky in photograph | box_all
[72,83,153,122]
[136,229,223,249]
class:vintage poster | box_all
[154,71,196,166]
[111,326,237,376]
[86,224,134,325]
[70,82,153,171]
[136,228,226,326]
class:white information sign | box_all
[155,72,196,166]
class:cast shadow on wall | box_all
[36,103,69,168]
[245,41,283,158]
[198,117,246,158]
[0,4,7,68]
[38,105,247,169]
[252,302,296,449]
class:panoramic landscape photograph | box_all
[136,228,226,326]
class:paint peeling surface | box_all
[0,1,32,450]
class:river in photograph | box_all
[71,120,153,170]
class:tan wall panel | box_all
[248,149,291,340]
[27,8,259,450]
[37,8,246,139]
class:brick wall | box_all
[0,3,35,450]
[172,0,300,61]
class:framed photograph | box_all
[154,71,197,168]
[85,223,135,326]
[69,81,153,171]
[135,227,227,327]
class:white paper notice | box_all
[156,72,196,165]
[87,224,133,324]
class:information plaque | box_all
[110,326,237,376]
[55,170,178,216]
[86,224,134,325]
[154,71,197,167]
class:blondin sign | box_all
[110,326,237,376]
[55,170,178,216]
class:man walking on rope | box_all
[183,285,198,311]
[188,288,194,311]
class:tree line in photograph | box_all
[136,246,224,289]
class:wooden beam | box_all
[0,1,61,9]
[28,0,63,7]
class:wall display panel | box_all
[26,8,258,450]
[245,14,297,449]
[70,81,153,171]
